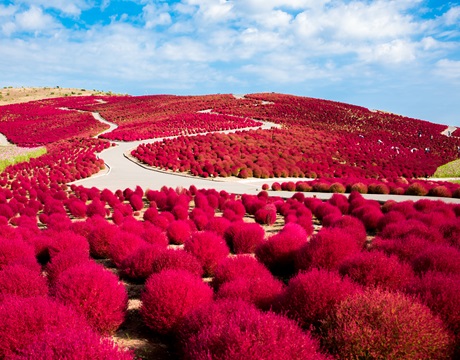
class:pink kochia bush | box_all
[180,302,327,360]
[184,231,230,276]
[255,223,307,275]
[45,249,91,284]
[52,262,128,335]
[224,221,265,254]
[411,245,460,275]
[119,244,164,280]
[275,269,361,330]
[0,264,48,300]
[323,289,454,360]
[339,250,415,291]
[211,255,273,290]
[295,227,361,271]
[166,220,192,245]
[216,275,284,311]
[7,328,134,360]
[0,296,89,358]
[141,270,213,335]
[151,248,204,277]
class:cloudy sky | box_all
[1,1,459,126]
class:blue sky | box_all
[1,1,459,126]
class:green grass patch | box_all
[433,159,460,178]
[0,146,47,173]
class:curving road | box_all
[69,111,460,203]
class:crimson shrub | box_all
[52,262,128,334]
[225,221,265,254]
[141,270,213,335]
[0,264,48,300]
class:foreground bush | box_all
[0,296,89,358]
[339,251,415,291]
[141,270,213,335]
[323,288,454,359]
[7,328,134,360]
[52,262,128,334]
[275,269,360,330]
[225,221,265,254]
[184,231,229,276]
[182,306,327,360]
[0,264,48,300]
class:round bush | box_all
[405,271,460,340]
[372,235,433,263]
[47,230,89,259]
[0,296,89,358]
[119,244,165,280]
[339,250,415,291]
[379,219,443,244]
[211,255,272,290]
[276,268,360,330]
[7,328,134,360]
[109,231,146,268]
[295,227,361,271]
[254,204,277,226]
[184,231,230,276]
[405,182,429,196]
[0,237,39,271]
[328,215,367,245]
[182,306,327,360]
[225,221,265,254]
[216,275,284,311]
[45,249,91,284]
[0,264,48,300]
[166,220,192,245]
[255,223,307,275]
[52,262,128,334]
[87,219,119,258]
[204,216,231,237]
[412,245,460,275]
[141,269,213,335]
[151,248,204,277]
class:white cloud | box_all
[12,0,90,16]
[434,59,460,79]
[143,3,172,29]
[443,6,460,26]
[358,39,416,64]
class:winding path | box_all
[69,111,460,203]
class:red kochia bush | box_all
[411,245,460,275]
[151,248,204,277]
[141,270,213,335]
[87,219,119,258]
[216,275,284,311]
[52,262,128,334]
[119,244,165,280]
[255,223,307,275]
[7,328,134,360]
[128,193,144,211]
[184,231,229,276]
[109,231,146,268]
[47,230,90,259]
[328,215,367,245]
[275,268,360,330]
[0,296,89,358]
[0,237,38,271]
[295,227,361,271]
[211,255,272,290]
[166,220,192,245]
[182,306,327,360]
[323,289,454,360]
[204,216,231,237]
[225,221,265,254]
[0,264,48,300]
[45,249,91,284]
[404,272,460,354]
[254,203,277,226]
[338,251,415,291]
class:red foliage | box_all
[109,231,146,268]
[338,251,415,291]
[141,270,213,335]
[255,223,308,275]
[323,289,454,360]
[275,268,361,330]
[254,203,277,226]
[412,245,460,275]
[181,305,327,360]
[45,249,91,284]
[128,194,144,211]
[8,328,134,360]
[166,220,192,245]
[52,262,128,334]
[0,264,48,300]
[119,244,165,280]
[0,237,38,271]
[0,296,89,358]
[216,276,284,310]
[224,221,265,254]
[405,272,460,352]
[211,255,272,291]
[204,216,231,237]
[327,215,367,245]
[184,231,229,276]
[87,219,119,258]
[295,227,361,271]
[150,248,204,277]
[380,219,443,243]
[66,198,87,218]
[47,230,89,259]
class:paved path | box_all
[69,111,460,203]
[441,125,457,137]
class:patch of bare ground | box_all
[0,86,116,105]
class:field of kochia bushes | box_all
[0,92,459,358]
